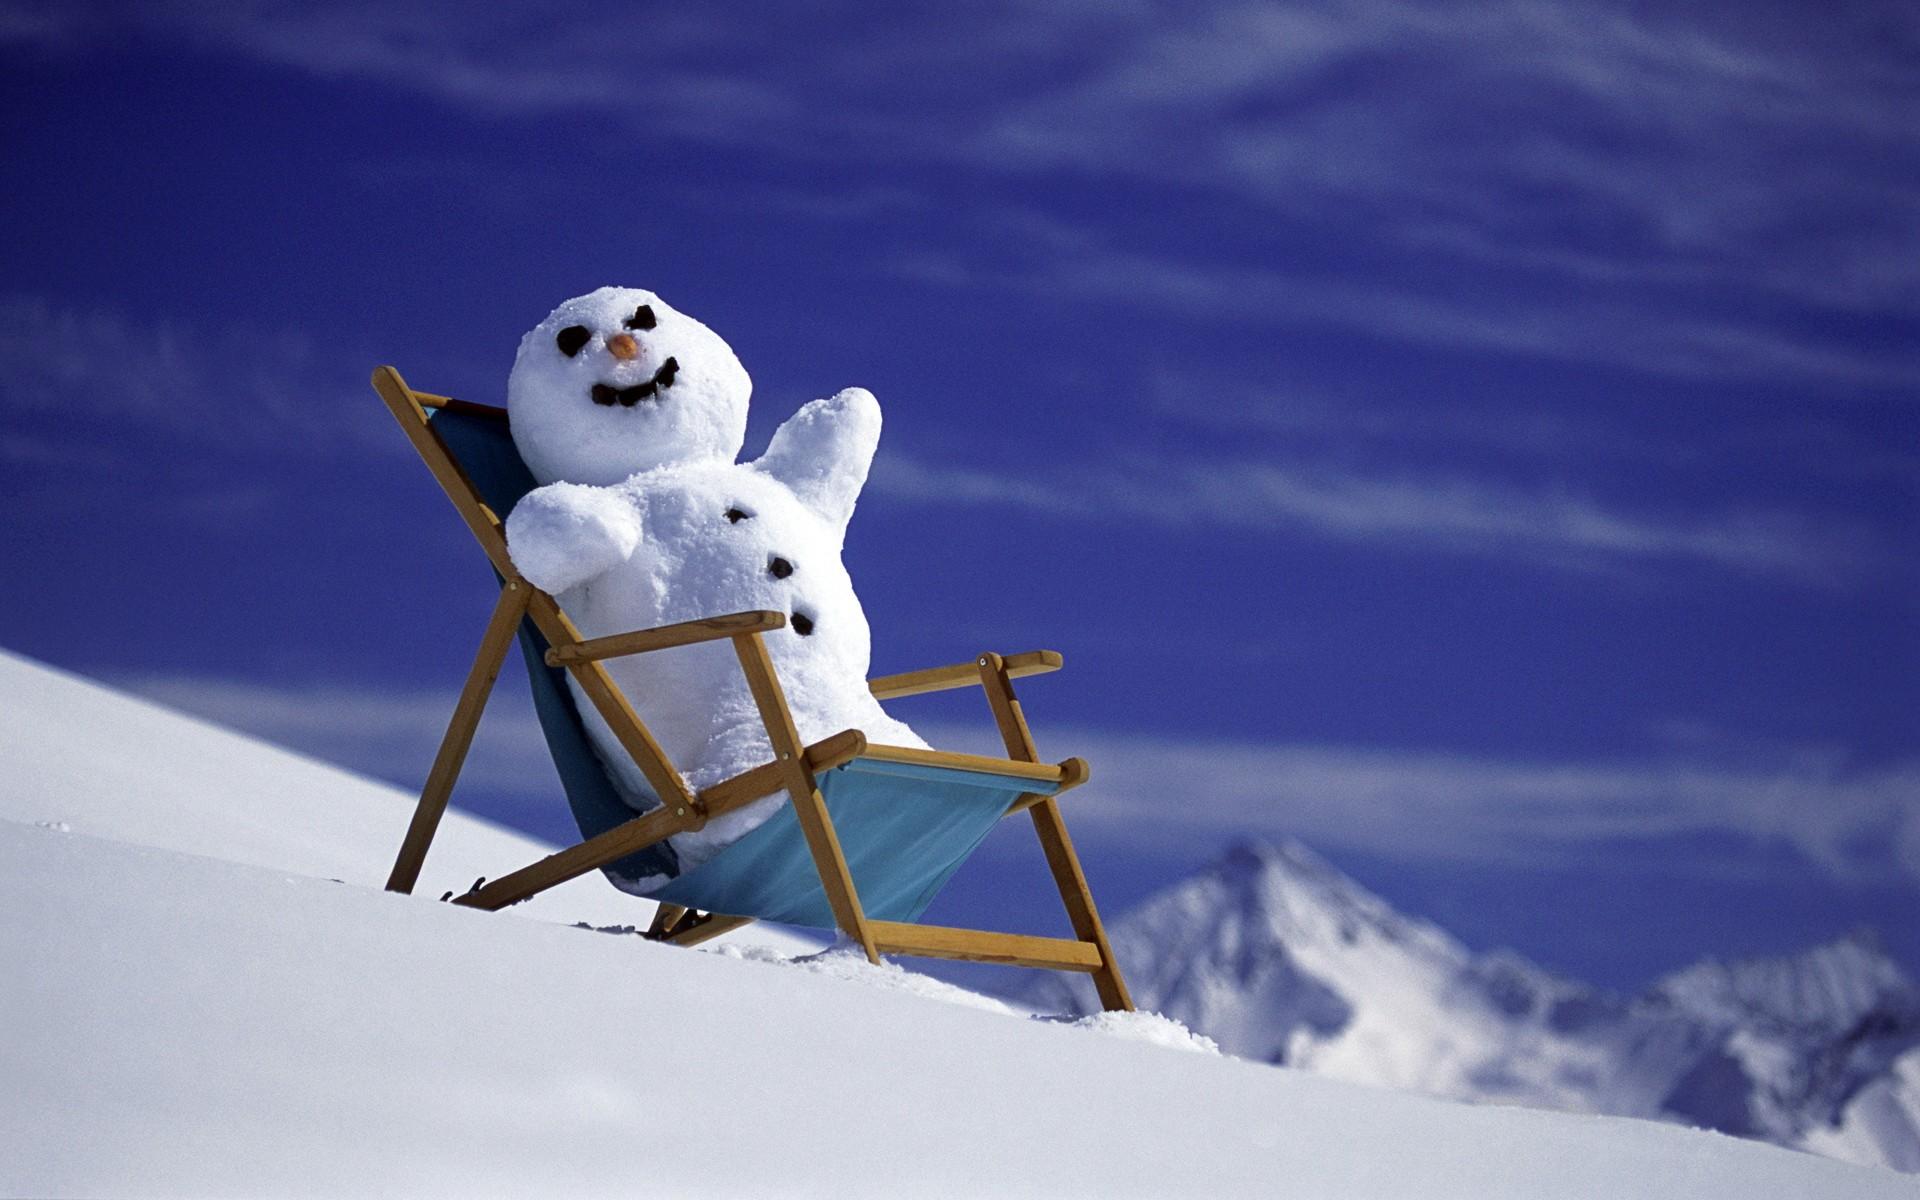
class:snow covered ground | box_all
[3,649,1913,1196]
[0,647,812,949]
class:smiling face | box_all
[508,287,751,486]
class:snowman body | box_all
[504,289,925,876]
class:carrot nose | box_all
[606,333,640,361]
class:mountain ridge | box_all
[1026,837,1920,1173]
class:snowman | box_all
[504,287,926,874]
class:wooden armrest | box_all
[546,610,786,667]
[868,650,1063,700]
[696,729,869,814]
[859,741,1078,784]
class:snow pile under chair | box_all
[503,286,928,879]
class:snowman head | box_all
[509,286,751,486]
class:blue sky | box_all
[2,1,1914,991]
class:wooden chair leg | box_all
[454,802,690,910]
[649,902,690,937]
[732,632,880,962]
[1027,799,1133,1011]
[386,580,529,894]
[639,905,754,947]
[976,653,1134,1012]
[666,913,754,947]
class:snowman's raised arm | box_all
[751,387,882,537]
[505,481,643,596]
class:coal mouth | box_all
[591,357,679,407]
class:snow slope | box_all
[3,649,1913,1194]
[0,646,813,947]
[5,819,1908,1199]
[1025,840,1920,1174]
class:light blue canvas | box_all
[426,407,1046,928]
[651,759,1060,926]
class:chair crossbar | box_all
[452,729,870,913]
[868,920,1106,972]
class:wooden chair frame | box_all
[373,366,1132,1011]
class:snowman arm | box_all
[505,482,642,595]
[752,387,882,534]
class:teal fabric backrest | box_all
[651,758,1061,927]
[425,408,680,885]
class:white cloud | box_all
[109,670,1920,887]
[0,1,77,44]
[10,1,1913,385]
[113,672,558,797]
[870,451,1875,583]
[966,1,1920,310]
[884,227,1920,390]
[931,720,1920,886]
[0,293,394,458]
[0,294,201,419]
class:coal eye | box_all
[624,304,657,331]
[556,325,592,357]
[768,556,794,579]
[791,612,814,636]
[725,507,752,523]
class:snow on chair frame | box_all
[372,366,1134,1011]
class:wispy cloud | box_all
[871,450,1877,583]
[11,1,1915,385]
[1132,370,1920,492]
[886,225,1920,389]
[967,1,1920,311]
[111,671,557,797]
[0,293,394,460]
[106,668,1920,887]
[0,294,202,420]
[924,720,1920,887]
[0,1,72,43]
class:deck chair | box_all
[372,366,1132,1011]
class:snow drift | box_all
[2,649,1912,1195]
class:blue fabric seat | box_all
[429,409,1051,927]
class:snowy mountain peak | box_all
[1217,835,1327,875]
[1215,836,1376,906]
[1024,840,1518,1074]
[1208,838,1465,963]
[1024,838,1920,1174]
[1649,928,1914,1038]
